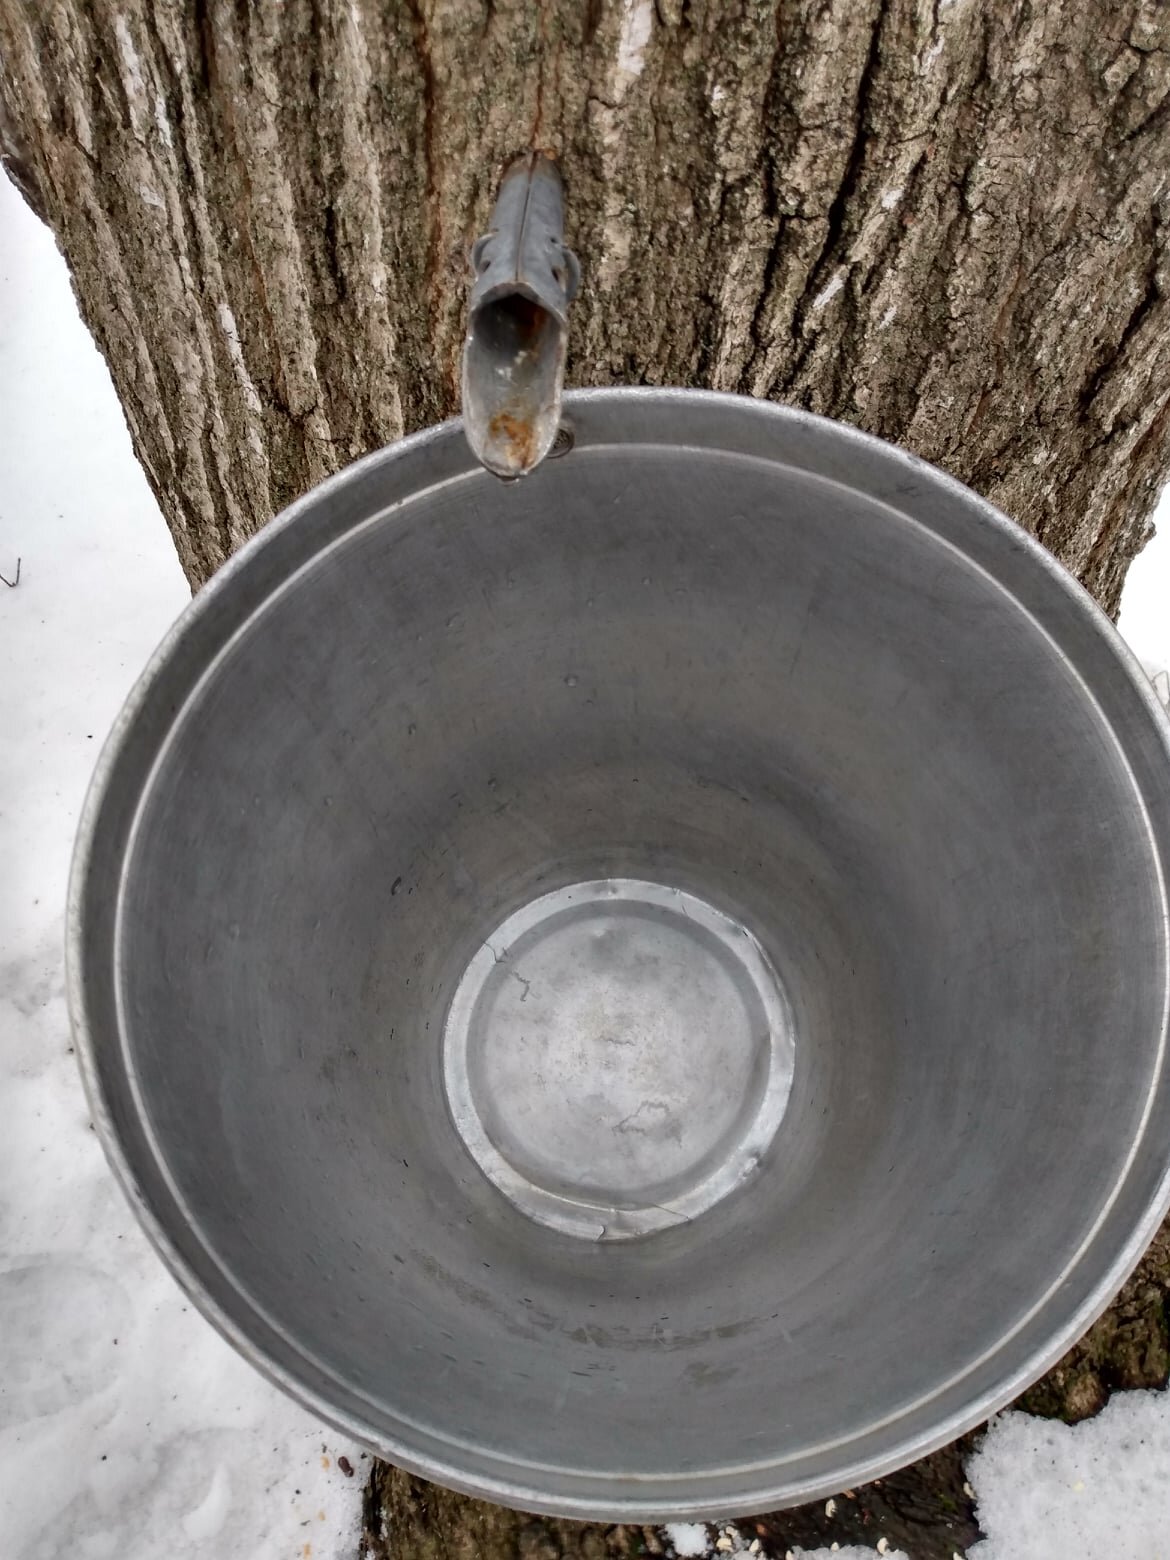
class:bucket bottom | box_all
[442,879,796,1239]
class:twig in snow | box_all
[0,557,19,587]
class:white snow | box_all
[4,134,1170,1560]
[968,1394,1170,1558]
[0,170,364,1558]
[665,1523,713,1556]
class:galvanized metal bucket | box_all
[69,390,1170,1520]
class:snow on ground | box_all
[665,1524,719,1556]
[1,159,1169,1560]
[0,172,364,1559]
[968,1392,1170,1559]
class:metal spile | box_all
[462,152,579,478]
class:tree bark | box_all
[3,1,1170,1555]
[3,0,1170,606]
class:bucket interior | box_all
[77,399,1170,1514]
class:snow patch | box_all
[967,1394,1170,1559]
[664,1523,711,1557]
[181,1464,233,1543]
[880,187,904,210]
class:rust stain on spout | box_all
[488,409,539,474]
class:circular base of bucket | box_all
[442,879,796,1239]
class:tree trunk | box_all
[3,1,1169,1554]
[4,0,1170,607]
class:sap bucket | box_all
[69,385,1170,1520]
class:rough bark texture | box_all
[4,0,1170,607]
[3,3,1170,1557]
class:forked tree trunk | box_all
[2,1,1169,1555]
